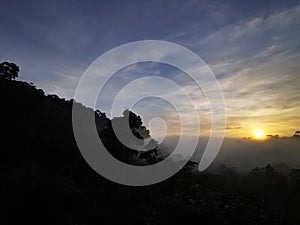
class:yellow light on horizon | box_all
[253,130,265,139]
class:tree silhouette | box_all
[100,109,159,165]
[290,169,300,189]
[293,130,300,138]
[1,66,300,225]
[0,61,19,80]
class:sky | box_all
[1,0,300,138]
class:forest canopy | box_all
[1,62,300,225]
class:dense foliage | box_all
[1,74,300,225]
[0,61,19,80]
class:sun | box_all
[253,130,265,139]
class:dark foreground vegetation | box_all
[1,65,300,225]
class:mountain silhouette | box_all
[1,70,300,225]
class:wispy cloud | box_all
[175,4,300,136]
[0,0,299,137]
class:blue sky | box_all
[1,0,300,137]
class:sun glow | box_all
[253,130,265,139]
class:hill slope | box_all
[1,78,300,225]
